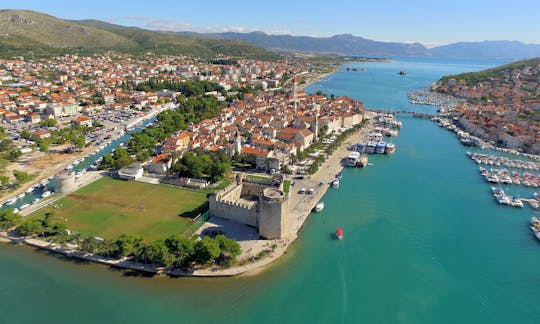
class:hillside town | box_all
[432,60,540,154]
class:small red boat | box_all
[336,227,343,240]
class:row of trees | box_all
[80,233,240,268]
[0,210,241,269]
[134,79,225,97]
[0,210,67,239]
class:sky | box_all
[2,0,540,46]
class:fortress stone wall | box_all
[209,174,288,239]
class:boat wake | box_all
[337,240,347,323]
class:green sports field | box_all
[30,177,208,241]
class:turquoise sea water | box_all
[2,57,540,324]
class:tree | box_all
[16,218,44,236]
[164,235,195,268]
[39,119,57,127]
[39,141,50,152]
[214,235,241,267]
[80,236,102,253]
[100,154,115,170]
[72,135,86,150]
[0,210,21,230]
[13,170,32,184]
[193,236,221,264]
[20,129,31,140]
[114,234,144,257]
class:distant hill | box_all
[0,10,279,60]
[176,31,431,57]
[430,40,540,60]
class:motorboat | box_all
[16,193,25,199]
[375,142,387,154]
[366,141,376,154]
[41,191,52,198]
[336,227,343,240]
[531,216,540,226]
[25,186,35,194]
[314,202,325,212]
[20,203,30,210]
[347,151,360,167]
[385,142,396,154]
[332,179,340,189]
[4,198,17,206]
[511,197,523,208]
[491,186,504,196]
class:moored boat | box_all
[511,196,523,208]
[19,203,30,210]
[385,142,396,154]
[315,202,325,212]
[346,151,360,167]
[332,179,340,189]
[375,142,386,154]
[4,198,17,206]
[336,227,343,240]
[41,191,52,198]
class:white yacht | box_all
[385,143,396,154]
[366,141,377,154]
[314,202,325,213]
[41,191,52,198]
[491,186,504,197]
[25,186,35,194]
[375,142,387,154]
[16,193,25,199]
[20,203,30,210]
[511,197,523,208]
[346,151,360,167]
[4,198,17,206]
[332,179,340,189]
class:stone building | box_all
[209,174,288,239]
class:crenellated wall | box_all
[209,176,289,239]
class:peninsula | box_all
[431,57,540,154]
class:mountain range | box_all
[1,9,539,60]
[180,31,540,60]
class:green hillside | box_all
[0,10,279,60]
[439,57,540,86]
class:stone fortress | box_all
[209,173,289,239]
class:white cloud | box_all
[108,16,291,35]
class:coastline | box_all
[297,70,336,91]
[0,111,376,277]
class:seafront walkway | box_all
[286,117,375,236]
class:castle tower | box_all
[234,131,242,155]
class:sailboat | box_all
[398,64,407,75]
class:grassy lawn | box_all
[245,174,272,182]
[283,180,291,194]
[29,177,208,241]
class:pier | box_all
[370,109,434,119]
